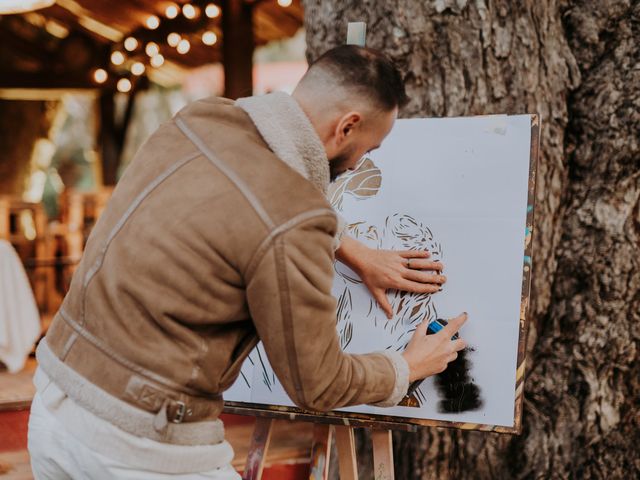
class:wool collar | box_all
[236,92,330,194]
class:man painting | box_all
[28,45,468,479]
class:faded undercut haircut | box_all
[302,45,409,111]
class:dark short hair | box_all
[308,45,409,110]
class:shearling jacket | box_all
[37,94,407,446]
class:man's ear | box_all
[334,112,362,145]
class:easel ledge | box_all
[225,403,418,432]
[224,401,520,434]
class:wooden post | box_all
[0,197,9,240]
[98,90,119,186]
[31,203,48,312]
[371,429,394,480]
[222,0,254,99]
[243,417,273,480]
[334,425,358,480]
[63,191,85,265]
[309,424,332,480]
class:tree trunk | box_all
[303,0,639,478]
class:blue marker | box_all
[426,318,459,340]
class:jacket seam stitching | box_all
[273,236,304,401]
[59,308,215,398]
[59,332,78,361]
[244,208,337,280]
[80,150,201,324]
[175,116,275,231]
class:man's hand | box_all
[402,313,468,382]
[335,236,446,319]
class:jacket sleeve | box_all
[246,213,408,412]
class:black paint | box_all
[434,347,484,413]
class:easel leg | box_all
[371,429,394,480]
[334,425,358,480]
[309,424,332,480]
[243,417,273,480]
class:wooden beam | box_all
[0,71,98,89]
[222,0,255,99]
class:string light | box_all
[167,32,181,47]
[124,37,138,51]
[117,78,132,93]
[145,42,160,57]
[93,68,108,83]
[205,3,220,18]
[177,38,190,54]
[131,62,145,76]
[150,54,165,67]
[277,0,292,6]
[110,51,125,65]
[182,4,197,19]
[202,31,217,45]
[146,15,160,29]
[165,4,178,19]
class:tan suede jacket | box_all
[37,96,401,446]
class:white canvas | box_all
[224,114,532,428]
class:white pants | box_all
[28,392,241,480]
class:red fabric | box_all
[0,409,30,452]
[219,413,254,427]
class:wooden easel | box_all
[242,417,395,480]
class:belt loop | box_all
[153,398,169,433]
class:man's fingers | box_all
[405,259,444,271]
[403,270,447,285]
[443,312,468,336]
[447,352,458,362]
[398,250,430,259]
[373,290,393,319]
[395,280,440,295]
[452,338,467,352]
[415,320,429,336]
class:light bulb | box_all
[146,15,160,29]
[150,54,165,67]
[165,4,178,19]
[205,4,220,18]
[177,38,190,54]
[110,51,125,65]
[277,0,292,6]
[167,32,181,47]
[124,37,138,51]
[145,42,160,57]
[93,68,108,83]
[117,78,132,93]
[202,31,217,45]
[131,62,145,76]
[182,4,197,19]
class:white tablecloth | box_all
[0,239,41,373]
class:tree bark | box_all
[303,0,639,478]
